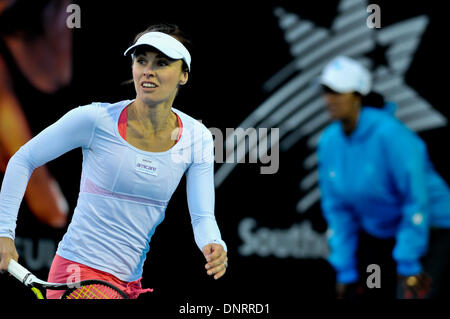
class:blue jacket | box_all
[317,103,450,283]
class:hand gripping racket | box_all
[7,259,129,299]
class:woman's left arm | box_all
[383,123,430,277]
[185,127,227,279]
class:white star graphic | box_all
[215,0,447,217]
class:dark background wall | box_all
[0,0,448,310]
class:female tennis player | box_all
[0,24,228,299]
[317,56,450,299]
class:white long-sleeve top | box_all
[0,100,226,281]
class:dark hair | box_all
[131,23,191,74]
[360,91,385,109]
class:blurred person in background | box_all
[317,56,450,299]
[0,0,71,228]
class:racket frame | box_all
[61,279,129,299]
[7,259,129,299]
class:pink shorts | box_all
[46,254,153,299]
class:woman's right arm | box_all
[317,133,360,293]
[0,70,69,229]
[0,104,99,269]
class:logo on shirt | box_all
[135,155,159,176]
[412,212,423,226]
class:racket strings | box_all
[64,283,126,299]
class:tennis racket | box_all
[7,259,129,299]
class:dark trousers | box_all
[421,228,450,299]
[355,231,397,299]
[343,229,450,299]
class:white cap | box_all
[320,56,371,95]
[124,31,191,71]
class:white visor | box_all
[124,31,191,71]
[320,56,371,95]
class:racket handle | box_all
[7,259,33,285]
